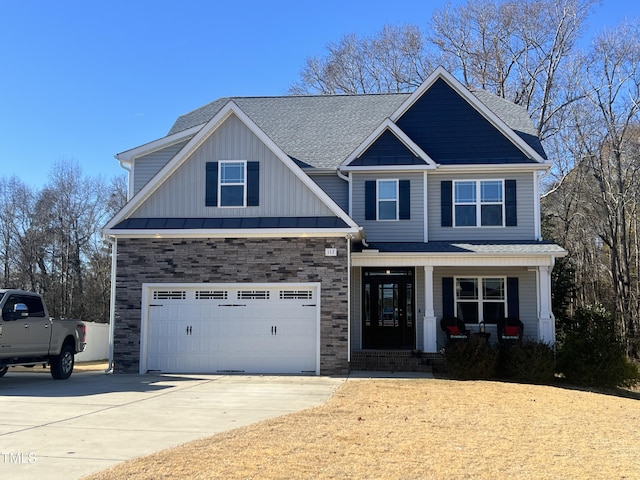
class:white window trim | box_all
[454,276,507,323]
[453,179,505,228]
[376,179,399,221]
[218,160,247,208]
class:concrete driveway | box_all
[0,369,344,480]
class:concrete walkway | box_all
[0,370,344,480]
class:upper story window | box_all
[377,180,398,220]
[454,180,504,227]
[205,161,259,208]
[219,161,246,207]
[365,179,411,221]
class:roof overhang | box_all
[352,241,567,267]
[104,227,360,239]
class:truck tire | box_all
[50,344,75,380]
[0,366,8,377]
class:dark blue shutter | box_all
[365,181,376,220]
[505,179,517,226]
[507,277,520,319]
[442,277,454,317]
[247,161,259,206]
[205,162,218,206]
[399,180,410,220]
[441,180,452,227]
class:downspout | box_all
[346,234,352,363]
[104,235,117,373]
[116,154,133,201]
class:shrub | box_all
[556,304,640,388]
[444,340,498,380]
[499,340,556,384]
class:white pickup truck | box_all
[0,289,86,379]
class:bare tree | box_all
[289,25,438,95]
[545,21,640,352]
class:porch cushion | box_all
[446,325,460,335]
[504,325,519,336]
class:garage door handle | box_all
[186,326,192,335]
[271,325,277,335]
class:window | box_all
[377,180,398,220]
[453,180,504,227]
[1,295,45,317]
[455,277,506,324]
[205,161,259,208]
[365,180,410,221]
[219,161,246,207]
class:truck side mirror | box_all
[3,303,28,321]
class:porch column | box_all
[538,265,555,344]
[423,266,437,352]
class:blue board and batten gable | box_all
[395,77,537,164]
[348,129,428,167]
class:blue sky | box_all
[1,0,637,188]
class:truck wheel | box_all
[0,366,8,377]
[50,344,74,380]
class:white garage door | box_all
[143,284,319,374]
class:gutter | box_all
[103,235,117,374]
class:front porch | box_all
[350,241,566,355]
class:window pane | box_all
[483,302,505,324]
[481,181,502,202]
[220,185,244,206]
[221,162,244,183]
[481,205,502,226]
[455,181,476,202]
[455,205,476,226]
[378,200,397,220]
[483,278,505,299]
[456,278,478,299]
[458,302,479,323]
[378,181,397,200]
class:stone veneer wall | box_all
[114,237,349,374]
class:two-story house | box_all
[103,67,566,375]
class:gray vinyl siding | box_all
[433,267,538,349]
[309,173,349,213]
[351,172,424,242]
[133,140,191,195]
[131,114,334,218]
[428,171,535,241]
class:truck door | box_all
[20,295,51,355]
[0,295,30,356]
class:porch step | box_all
[350,350,445,373]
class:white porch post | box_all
[538,265,555,344]
[423,266,437,352]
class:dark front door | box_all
[362,268,415,349]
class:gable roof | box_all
[105,100,360,233]
[163,72,547,169]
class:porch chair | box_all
[497,317,524,344]
[440,316,469,342]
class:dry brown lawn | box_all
[82,378,640,480]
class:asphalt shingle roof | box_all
[166,89,546,169]
[353,241,566,255]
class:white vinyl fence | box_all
[76,322,109,362]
